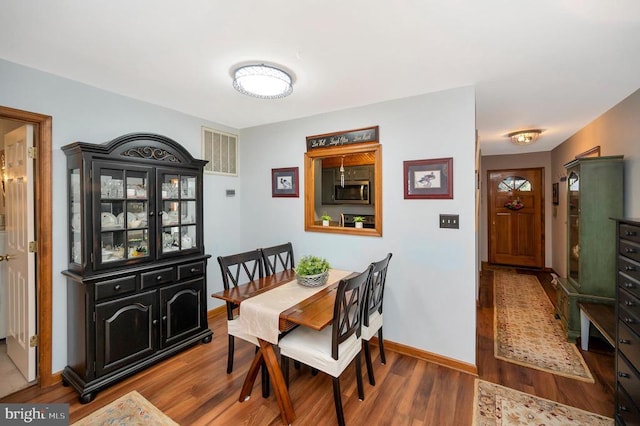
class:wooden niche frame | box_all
[304,126,382,237]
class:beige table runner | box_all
[237,269,352,344]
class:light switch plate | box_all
[440,214,459,229]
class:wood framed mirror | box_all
[304,143,382,236]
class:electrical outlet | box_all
[439,214,459,229]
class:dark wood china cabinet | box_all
[62,133,212,403]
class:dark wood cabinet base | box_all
[63,328,212,403]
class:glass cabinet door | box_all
[567,170,580,285]
[159,171,198,256]
[69,168,81,265]
[96,163,152,267]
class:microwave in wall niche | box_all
[334,181,370,204]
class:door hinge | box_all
[29,241,37,253]
[28,147,37,159]
[93,311,96,322]
[29,335,38,347]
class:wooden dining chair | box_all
[278,265,373,426]
[217,249,270,396]
[362,253,392,386]
[261,242,295,275]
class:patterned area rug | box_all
[473,379,613,425]
[494,270,594,382]
[72,391,178,426]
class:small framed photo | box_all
[404,157,453,199]
[272,167,299,198]
[552,182,559,205]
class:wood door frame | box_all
[487,167,545,268]
[0,106,53,387]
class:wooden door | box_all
[488,168,544,268]
[4,125,36,381]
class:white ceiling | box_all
[1,1,639,155]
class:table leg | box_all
[579,309,590,351]
[238,339,295,425]
[259,339,295,425]
[239,349,264,402]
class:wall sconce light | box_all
[507,129,543,145]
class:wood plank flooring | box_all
[1,269,614,425]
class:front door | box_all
[488,168,544,268]
[4,124,36,381]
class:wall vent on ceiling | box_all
[202,126,238,176]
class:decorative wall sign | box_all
[272,167,299,197]
[404,157,453,199]
[306,126,378,151]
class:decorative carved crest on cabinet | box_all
[121,146,180,162]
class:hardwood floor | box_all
[2,269,614,425]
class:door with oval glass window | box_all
[488,168,544,268]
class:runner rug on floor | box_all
[472,379,613,425]
[493,270,594,382]
[72,391,178,426]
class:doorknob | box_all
[4,254,13,261]
[0,255,4,262]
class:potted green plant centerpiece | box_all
[295,255,331,287]
[321,214,332,227]
[353,216,365,229]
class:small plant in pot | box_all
[321,214,332,226]
[295,255,331,287]
[353,216,365,228]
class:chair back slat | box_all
[261,242,295,275]
[217,250,264,320]
[365,253,392,326]
[332,265,373,360]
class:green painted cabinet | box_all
[556,155,623,341]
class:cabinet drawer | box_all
[621,224,640,245]
[619,257,640,282]
[619,322,640,367]
[618,352,640,408]
[141,267,174,289]
[178,261,205,280]
[617,383,640,426]
[620,272,640,301]
[620,289,640,337]
[621,239,640,263]
[95,276,136,301]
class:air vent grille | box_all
[202,127,237,176]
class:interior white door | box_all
[4,124,36,382]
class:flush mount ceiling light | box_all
[232,64,293,99]
[507,129,543,145]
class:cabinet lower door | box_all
[95,290,157,376]
[160,278,206,348]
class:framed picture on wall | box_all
[552,182,559,205]
[403,157,453,199]
[272,167,299,197]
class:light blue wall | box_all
[0,58,478,371]
[237,87,478,363]
[0,59,242,371]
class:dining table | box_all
[211,268,355,425]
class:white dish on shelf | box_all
[101,212,117,228]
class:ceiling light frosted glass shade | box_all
[507,129,542,145]
[232,64,293,99]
